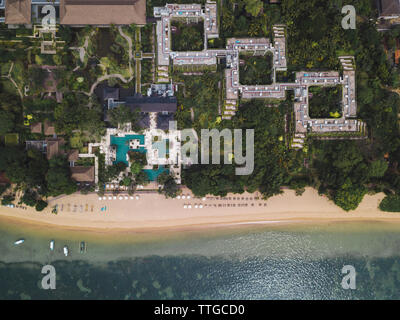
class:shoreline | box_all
[0,187,399,235]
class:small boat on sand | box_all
[50,240,55,251]
[63,246,69,257]
[14,239,24,245]
[80,241,87,254]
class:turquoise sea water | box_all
[1,220,400,299]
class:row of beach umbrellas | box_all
[176,196,207,201]
[98,196,140,201]
[183,204,204,209]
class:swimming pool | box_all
[110,135,169,181]
[152,139,169,159]
[110,135,145,165]
[143,165,170,181]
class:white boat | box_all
[50,240,55,251]
[63,246,69,257]
[14,239,24,245]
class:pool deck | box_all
[94,128,182,184]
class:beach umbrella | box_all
[124,196,128,200]
[103,196,106,200]
[188,205,192,209]
[182,196,186,199]
[136,196,140,200]
[130,196,134,200]
[177,195,181,199]
[194,205,198,209]
[199,205,203,209]
[113,196,117,200]
[183,205,187,209]
[98,197,102,200]
[187,196,191,199]
[119,196,123,200]
[202,197,206,201]
[108,196,112,200]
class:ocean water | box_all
[0,219,400,300]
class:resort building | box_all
[59,0,146,26]
[97,85,178,131]
[44,121,56,136]
[4,0,31,25]
[376,0,400,30]
[45,137,64,160]
[377,0,400,20]
[30,122,42,134]
[70,166,95,185]
[1,0,146,26]
[92,126,182,186]
[153,3,365,149]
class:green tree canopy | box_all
[244,0,263,17]
[46,156,77,196]
[158,172,180,198]
[0,110,15,135]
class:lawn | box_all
[141,24,154,53]
[171,19,204,52]
[141,59,153,84]
[0,62,11,76]
[308,85,343,119]
[239,52,273,85]
[4,133,19,146]
[95,28,124,60]
[0,79,19,96]
[10,61,25,89]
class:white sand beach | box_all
[0,187,398,233]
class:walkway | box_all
[1,62,23,99]
[88,28,135,96]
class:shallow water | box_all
[0,219,400,299]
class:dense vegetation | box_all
[157,172,180,198]
[171,20,204,51]
[239,53,273,85]
[179,0,400,211]
[184,99,291,198]
[309,86,343,118]
[379,195,400,212]
[0,0,400,211]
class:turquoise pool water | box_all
[110,135,169,181]
[110,135,145,165]
[143,165,169,181]
[152,139,169,158]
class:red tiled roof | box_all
[5,0,31,24]
[60,0,146,25]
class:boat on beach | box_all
[14,239,24,245]
[79,241,87,254]
[63,246,69,257]
[50,240,55,251]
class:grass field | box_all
[4,133,19,146]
